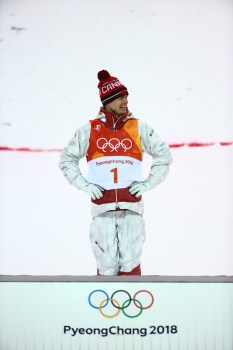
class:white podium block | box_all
[0,276,232,350]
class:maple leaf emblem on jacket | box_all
[94,124,101,132]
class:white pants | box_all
[89,210,146,275]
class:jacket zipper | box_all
[114,119,120,209]
[115,188,120,209]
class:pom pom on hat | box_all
[97,70,110,81]
[97,69,128,106]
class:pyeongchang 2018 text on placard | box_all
[63,325,178,337]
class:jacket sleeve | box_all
[138,120,172,189]
[59,122,91,189]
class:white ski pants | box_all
[89,210,146,275]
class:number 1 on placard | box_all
[110,167,118,183]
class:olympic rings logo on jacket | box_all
[88,289,154,318]
[96,138,133,152]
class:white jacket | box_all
[59,112,172,218]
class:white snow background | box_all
[0,0,232,275]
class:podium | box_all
[0,275,232,350]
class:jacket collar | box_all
[95,107,133,131]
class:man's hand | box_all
[129,181,150,197]
[83,184,104,200]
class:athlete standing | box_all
[59,70,172,275]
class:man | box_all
[59,70,172,276]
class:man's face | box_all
[105,95,128,116]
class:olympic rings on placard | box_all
[122,298,143,318]
[111,290,131,309]
[88,289,154,318]
[88,289,109,309]
[96,137,132,152]
[133,290,154,310]
[99,298,121,318]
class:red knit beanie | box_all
[97,70,128,106]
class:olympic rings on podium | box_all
[134,290,154,309]
[99,298,121,318]
[88,289,109,309]
[111,290,131,309]
[88,289,154,318]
